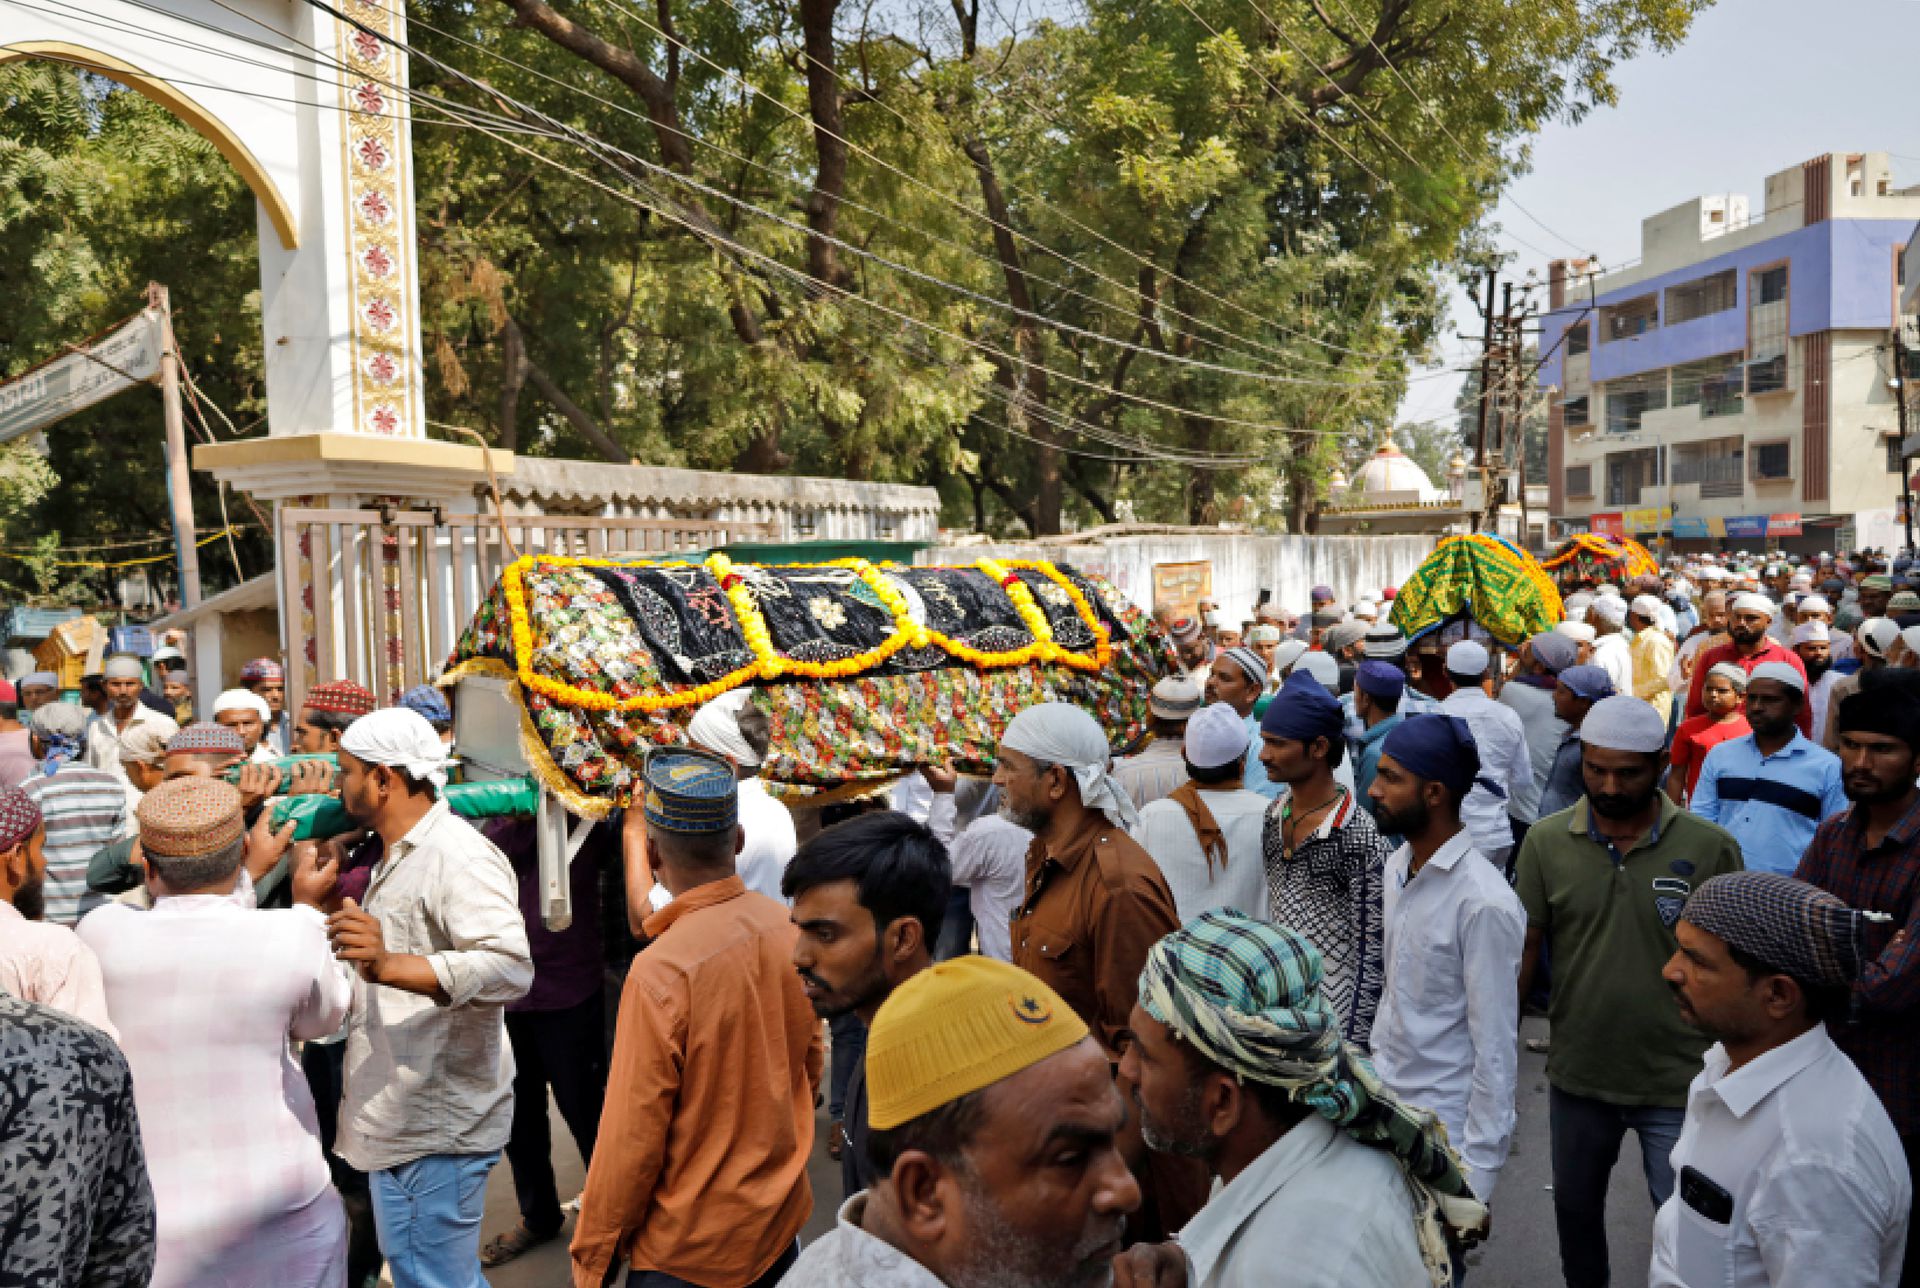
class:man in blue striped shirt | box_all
[21,703,127,925]
[1692,661,1847,876]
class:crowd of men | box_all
[0,545,1916,1288]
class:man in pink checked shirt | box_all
[78,776,354,1288]
[0,784,116,1036]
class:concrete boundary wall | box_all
[922,533,1436,619]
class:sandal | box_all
[827,1119,844,1162]
[481,1222,560,1268]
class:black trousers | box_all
[504,990,609,1233]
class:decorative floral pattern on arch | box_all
[338,0,417,436]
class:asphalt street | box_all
[481,1014,1656,1288]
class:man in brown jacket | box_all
[994,702,1208,1243]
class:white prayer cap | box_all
[1000,703,1138,829]
[1595,584,1621,597]
[102,654,144,681]
[1730,592,1775,617]
[1797,595,1833,615]
[1579,695,1669,753]
[1248,623,1282,645]
[1858,617,1901,660]
[1353,599,1379,619]
[1704,661,1749,691]
[1901,623,1920,661]
[340,708,453,791]
[1590,595,1628,627]
[1291,651,1340,693]
[1555,621,1597,644]
[1564,591,1595,610]
[1446,640,1489,677]
[1184,702,1250,770]
[1748,661,1805,694]
[212,689,270,721]
[1629,594,1664,623]
[1789,621,1829,647]
[687,687,762,767]
[1271,639,1309,673]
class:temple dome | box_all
[1351,439,1439,499]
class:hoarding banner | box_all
[0,311,162,443]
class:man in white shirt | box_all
[82,654,177,784]
[1438,640,1532,870]
[925,775,1027,961]
[1115,677,1201,810]
[321,709,533,1288]
[212,688,279,764]
[1588,596,1636,698]
[1651,871,1911,1288]
[687,687,797,901]
[1117,912,1487,1288]
[79,776,353,1288]
[1130,702,1270,922]
[1364,714,1526,1204]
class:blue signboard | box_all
[1671,517,1710,539]
[1723,515,1769,540]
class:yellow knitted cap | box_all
[866,957,1091,1131]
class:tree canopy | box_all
[0,0,1708,605]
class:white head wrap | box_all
[1899,623,1920,661]
[1789,621,1829,647]
[1353,599,1379,620]
[1578,695,1669,753]
[1730,592,1775,618]
[1184,703,1250,771]
[687,687,762,768]
[1556,621,1597,644]
[1590,595,1628,627]
[1629,594,1665,624]
[340,708,453,791]
[1797,595,1832,615]
[1858,617,1901,660]
[999,703,1139,829]
[1291,651,1341,693]
[102,655,144,681]
[212,688,271,721]
[1749,660,1806,694]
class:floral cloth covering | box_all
[445,555,1177,815]
[1388,533,1563,648]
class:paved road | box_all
[481,1015,1658,1287]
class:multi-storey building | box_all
[1539,153,1920,553]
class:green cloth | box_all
[1514,795,1744,1107]
[84,830,291,908]
[269,777,539,840]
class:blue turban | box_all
[1260,669,1345,744]
[400,684,453,729]
[1379,714,1491,801]
[1354,660,1405,700]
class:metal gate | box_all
[277,506,770,711]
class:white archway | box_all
[0,0,426,440]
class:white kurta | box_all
[77,896,354,1288]
[735,775,800,903]
[1131,787,1270,924]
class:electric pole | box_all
[148,282,202,609]
[1473,272,1500,533]
[1897,325,1915,555]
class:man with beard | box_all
[212,688,277,763]
[781,957,1140,1288]
[82,654,177,783]
[1797,681,1920,1286]
[1860,573,1896,623]
[1685,594,1812,737]
[572,746,820,1288]
[1366,716,1526,1216]
[1823,618,1900,752]
[996,702,1205,1242]
[783,810,950,1199]
[1792,621,1840,737]
[1514,696,1744,1288]
[242,657,291,755]
[1673,590,1729,693]
[0,786,114,1034]
[1205,645,1284,802]
[1650,872,1911,1288]
[1692,663,1845,877]
[1116,913,1486,1288]
[319,708,533,1288]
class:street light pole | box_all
[1897,328,1915,555]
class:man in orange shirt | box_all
[570,748,823,1288]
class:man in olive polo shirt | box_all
[1515,695,1743,1288]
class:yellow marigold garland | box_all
[498,551,1113,714]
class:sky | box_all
[1395,0,1920,435]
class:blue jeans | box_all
[1547,1087,1685,1288]
[370,1151,500,1288]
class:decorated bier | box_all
[1388,533,1563,649]
[443,553,1177,818]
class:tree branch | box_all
[519,336,631,463]
[496,0,693,170]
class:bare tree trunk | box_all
[798,0,850,290]
[497,315,528,453]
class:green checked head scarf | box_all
[1138,911,1487,1287]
